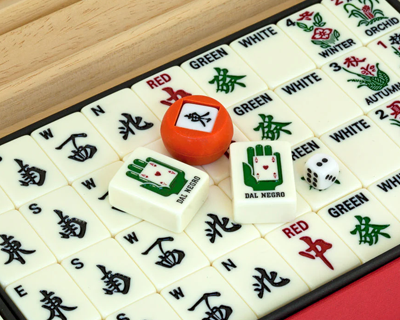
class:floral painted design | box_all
[343,62,390,91]
[344,0,388,27]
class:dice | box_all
[304,153,339,190]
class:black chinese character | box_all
[54,210,87,239]
[205,213,242,244]
[55,133,97,162]
[188,292,232,320]
[40,290,77,320]
[15,159,46,187]
[97,191,124,212]
[252,267,290,299]
[184,112,212,127]
[118,114,154,140]
[389,33,400,45]
[142,237,185,268]
[97,265,131,295]
[0,234,36,265]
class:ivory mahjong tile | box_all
[230,24,315,89]
[277,4,362,67]
[0,186,14,214]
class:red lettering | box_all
[154,76,163,85]
[282,228,295,239]
[291,223,301,234]
[160,73,171,83]
[146,80,157,89]
[377,41,387,49]
[298,220,309,231]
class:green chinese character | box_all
[126,157,188,197]
[209,67,246,94]
[253,114,292,141]
[350,215,391,246]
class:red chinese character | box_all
[343,56,366,68]
[297,11,314,21]
[311,28,333,40]
[160,87,192,106]
[361,64,375,76]
[299,236,334,270]
[387,101,400,119]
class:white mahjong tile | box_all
[218,177,232,199]
[161,267,257,320]
[6,264,100,320]
[275,69,363,137]
[318,189,400,262]
[175,103,219,132]
[228,90,314,145]
[0,136,67,208]
[213,239,309,317]
[72,162,141,236]
[31,112,119,183]
[230,24,316,89]
[277,4,362,67]
[132,66,205,120]
[81,89,161,158]
[321,116,400,187]
[230,141,297,224]
[321,47,400,113]
[367,97,400,148]
[181,45,267,107]
[19,186,110,261]
[255,193,312,237]
[105,293,181,320]
[202,125,249,184]
[292,138,362,212]
[368,28,400,77]
[0,186,13,214]
[185,186,260,262]
[368,168,400,220]
[116,221,209,291]
[322,0,400,45]
[0,210,56,288]
[109,147,209,233]
[61,238,155,318]
[266,212,360,289]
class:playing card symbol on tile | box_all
[188,292,232,320]
[253,114,292,141]
[15,159,46,187]
[40,290,78,320]
[97,265,131,295]
[350,215,391,245]
[55,210,87,239]
[252,268,290,299]
[205,213,241,244]
[344,0,388,27]
[55,133,97,162]
[118,113,154,140]
[209,67,246,94]
[126,157,187,197]
[299,236,334,270]
[141,237,185,268]
[0,234,36,265]
[160,87,192,106]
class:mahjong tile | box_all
[6,264,100,320]
[181,45,267,107]
[105,293,181,320]
[255,193,312,237]
[367,98,400,148]
[218,177,232,199]
[230,24,316,89]
[202,125,249,184]
[72,162,141,236]
[81,89,161,158]
[161,267,257,320]
[368,168,400,220]
[19,186,110,261]
[318,189,400,262]
[213,239,309,317]
[265,212,360,289]
[275,69,363,137]
[322,0,400,45]
[0,210,56,288]
[0,186,13,214]
[0,136,67,208]
[292,138,362,212]
[132,66,205,120]
[31,112,119,183]
[368,28,400,77]
[277,4,362,67]
[184,186,260,262]
[116,221,209,291]
[228,90,314,145]
[321,116,400,187]
[321,47,400,113]
[61,238,155,318]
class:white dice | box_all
[304,153,339,190]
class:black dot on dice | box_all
[322,158,328,163]
[307,173,311,178]
[313,178,317,182]
[317,162,322,167]
[333,177,336,182]
[307,178,311,183]
[313,182,317,187]
[314,172,318,177]
[307,168,311,173]
[0,157,2,162]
